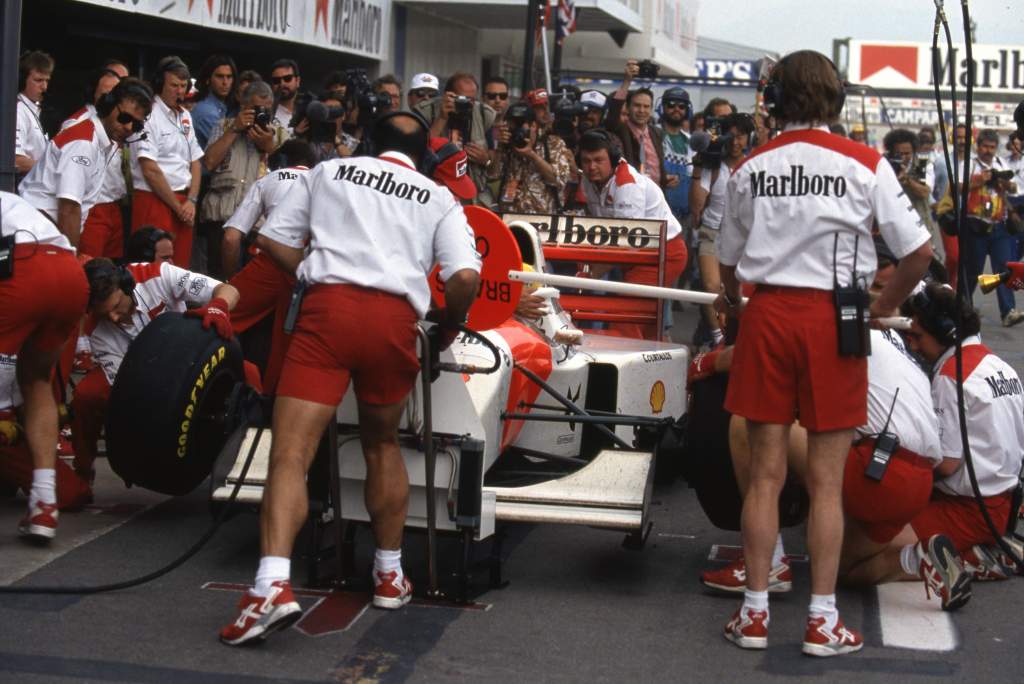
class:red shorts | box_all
[725,287,867,432]
[0,245,87,356]
[911,489,1014,552]
[79,201,124,259]
[843,440,935,543]
[276,284,420,406]
[131,190,193,269]
[229,253,296,394]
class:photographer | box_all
[964,129,1021,326]
[372,74,401,115]
[579,90,607,134]
[415,72,497,205]
[607,60,669,189]
[883,128,940,257]
[690,113,753,347]
[200,80,287,279]
[490,91,572,214]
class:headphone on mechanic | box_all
[909,286,958,346]
[151,56,190,93]
[656,86,692,122]
[368,109,433,170]
[577,128,623,168]
[95,77,154,118]
[84,258,136,309]
[126,226,173,263]
[420,139,463,179]
[762,52,847,121]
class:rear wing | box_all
[501,213,668,330]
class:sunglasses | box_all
[484,91,509,101]
[410,88,437,98]
[663,101,688,110]
[271,74,296,85]
[115,107,145,133]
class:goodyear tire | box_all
[106,313,244,496]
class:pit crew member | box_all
[130,56,204,268]
[70,258,239,483]
[219,113,480,646]
[714,50,933,656]
[15,51,53,179]
[0,192,89,541]
[19,78,153,248]
[125,226,174,264]
[578,129,687,340]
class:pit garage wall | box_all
[397,6,483,88]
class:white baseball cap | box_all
[409,73,440,92]
[580,90,607,110]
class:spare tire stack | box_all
[106,313,244,496]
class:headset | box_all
[126,226,173,263]
[656,86,692,122]
[151,56,190,93]
[368,109,432,167]
[420,140,463,179]
[85,259,136,310]
[909,287,958,346]
[577,128,623,167]
[762,52,847,121]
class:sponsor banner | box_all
[70,0,390,60]
[501,213,666,250]
[847,39,1024,95]
[842,95,1020,131]
[696,59,758,82]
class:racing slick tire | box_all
[106,313,244,496]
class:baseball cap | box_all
[429,137,476,201]
[409,73,439,92]
[579,90,607,111]
[526,88,549,107]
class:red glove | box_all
[686,349,720,390]
[1007,262,1024,291]
[185,297,233,339]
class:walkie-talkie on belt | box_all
[283,278,307,334]
[865,388,900,482]
[0,197,13,280]
[833,233,870,357]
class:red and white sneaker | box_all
[373,570,413,609]
[18,501,58,541]
[962,544,1012,582]
[919,534,972,611]
[723,607,769,650]
[220,580,302,646]
[802,614,863,657]
[701,557,792,594]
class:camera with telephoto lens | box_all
[637,60,660,79]
[692,116,734,170]
[344,68,389,128]
[550,90,585,145]
[252,105,272,129]
[448,95,474,142]
[505,102,535,150]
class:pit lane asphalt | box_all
[2,290,1024,684]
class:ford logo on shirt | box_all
[72,155,91,167]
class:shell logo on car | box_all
[649,380,666,414]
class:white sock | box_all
[711,328,724,344]
[809,593,838,622]
[30,469,56,507]
[743,589,769,613]
[253,555,290,597]
[771,534,785,567]
[900,543,923,577]
[374,548,403,577]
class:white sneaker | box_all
[1002,309,1024,327]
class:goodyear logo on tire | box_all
[177,346,226,458]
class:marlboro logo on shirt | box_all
[333,166,433,205]
[750,165,849,199]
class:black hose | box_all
[0,427,265,595]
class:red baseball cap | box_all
[526,88,549,107]
[429,137,477,201]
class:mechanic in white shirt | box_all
[222,140,315,395]
[0,193,88,542]
[70,258,239,483]
[19,79,153,248]
[129,56,204,268]
[714,50,934,656]
[59,60,132,258]
[578,129,687,340]
[14,51,54,179]
[219,113,481,647]
[690,113,754,346]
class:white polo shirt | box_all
[719,124,930,290]
[17,117,117,227]
[260,151,481,318]
[131,96,203,193]
[90,261,221,385]
[225,166,309,236]
[15,94,48,163]
[858,329,941,464]
[61,106,127,205]
[582,161,683,241]
[0,190,72,251]
[931,336,1024,497]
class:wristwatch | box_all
[187,196,199,204]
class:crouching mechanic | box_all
[219,112,481,646]
[0,193,89,541]
[70,258,239,482]
[578,129,687,340]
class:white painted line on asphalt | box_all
[877,582,958,651]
